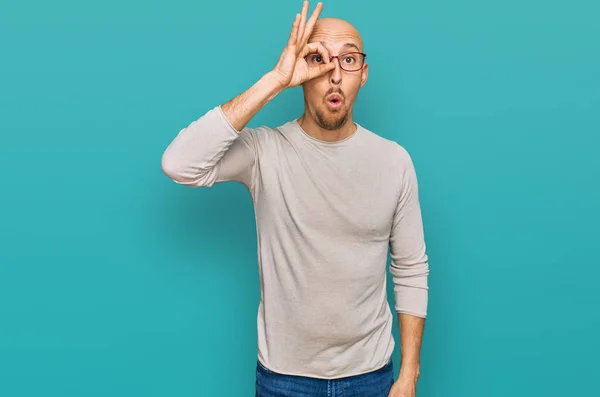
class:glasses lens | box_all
[339,53,364,71]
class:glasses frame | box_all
[306,51,367,72]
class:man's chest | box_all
[254,145,400,240]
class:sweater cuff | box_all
[392,274,429,318]
[215,105,243,137]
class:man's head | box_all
[301,17,368,131]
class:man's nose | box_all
[329,57,342,84]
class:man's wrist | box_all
[399,363,420,380]
[263,70,288,97]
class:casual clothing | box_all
[161,105,430,379]
[255,357,394,397]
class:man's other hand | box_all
[388,371,419,397]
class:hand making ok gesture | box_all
[272,1,336,89]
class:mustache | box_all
[325,88,344,98]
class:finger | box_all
[308,62,336,80]
[296,1,309,46]
[301,1,323,43]
[287,14,300,47]
[301,41,331,61]
[303,42,336,80]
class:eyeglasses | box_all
[305,51,367,72]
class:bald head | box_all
[308,17,364,53]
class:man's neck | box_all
[298,112,357,143]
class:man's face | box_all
[302,20,368,131]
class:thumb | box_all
[310,61,336,79]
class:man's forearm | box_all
[398,313,425,379]
[220,71,286,132]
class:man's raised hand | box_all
[272,1,336,89]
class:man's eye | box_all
[307,54,323,63]
[344,57,356,64]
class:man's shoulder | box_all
[241,119,294,138]
[235,120,291,150]
[357,123,413,164]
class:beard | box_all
[314,106,350,131]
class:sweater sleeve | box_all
[161,105,258,190]
[389,144,430,318]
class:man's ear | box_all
[360,63,369,88]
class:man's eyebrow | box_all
[342,43,361,51]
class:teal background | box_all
[1,0,599,396]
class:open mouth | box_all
[327,94,343,107]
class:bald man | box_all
[161,2,429,396]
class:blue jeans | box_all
[255,358,394,397]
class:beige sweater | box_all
[161,105,430,379]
